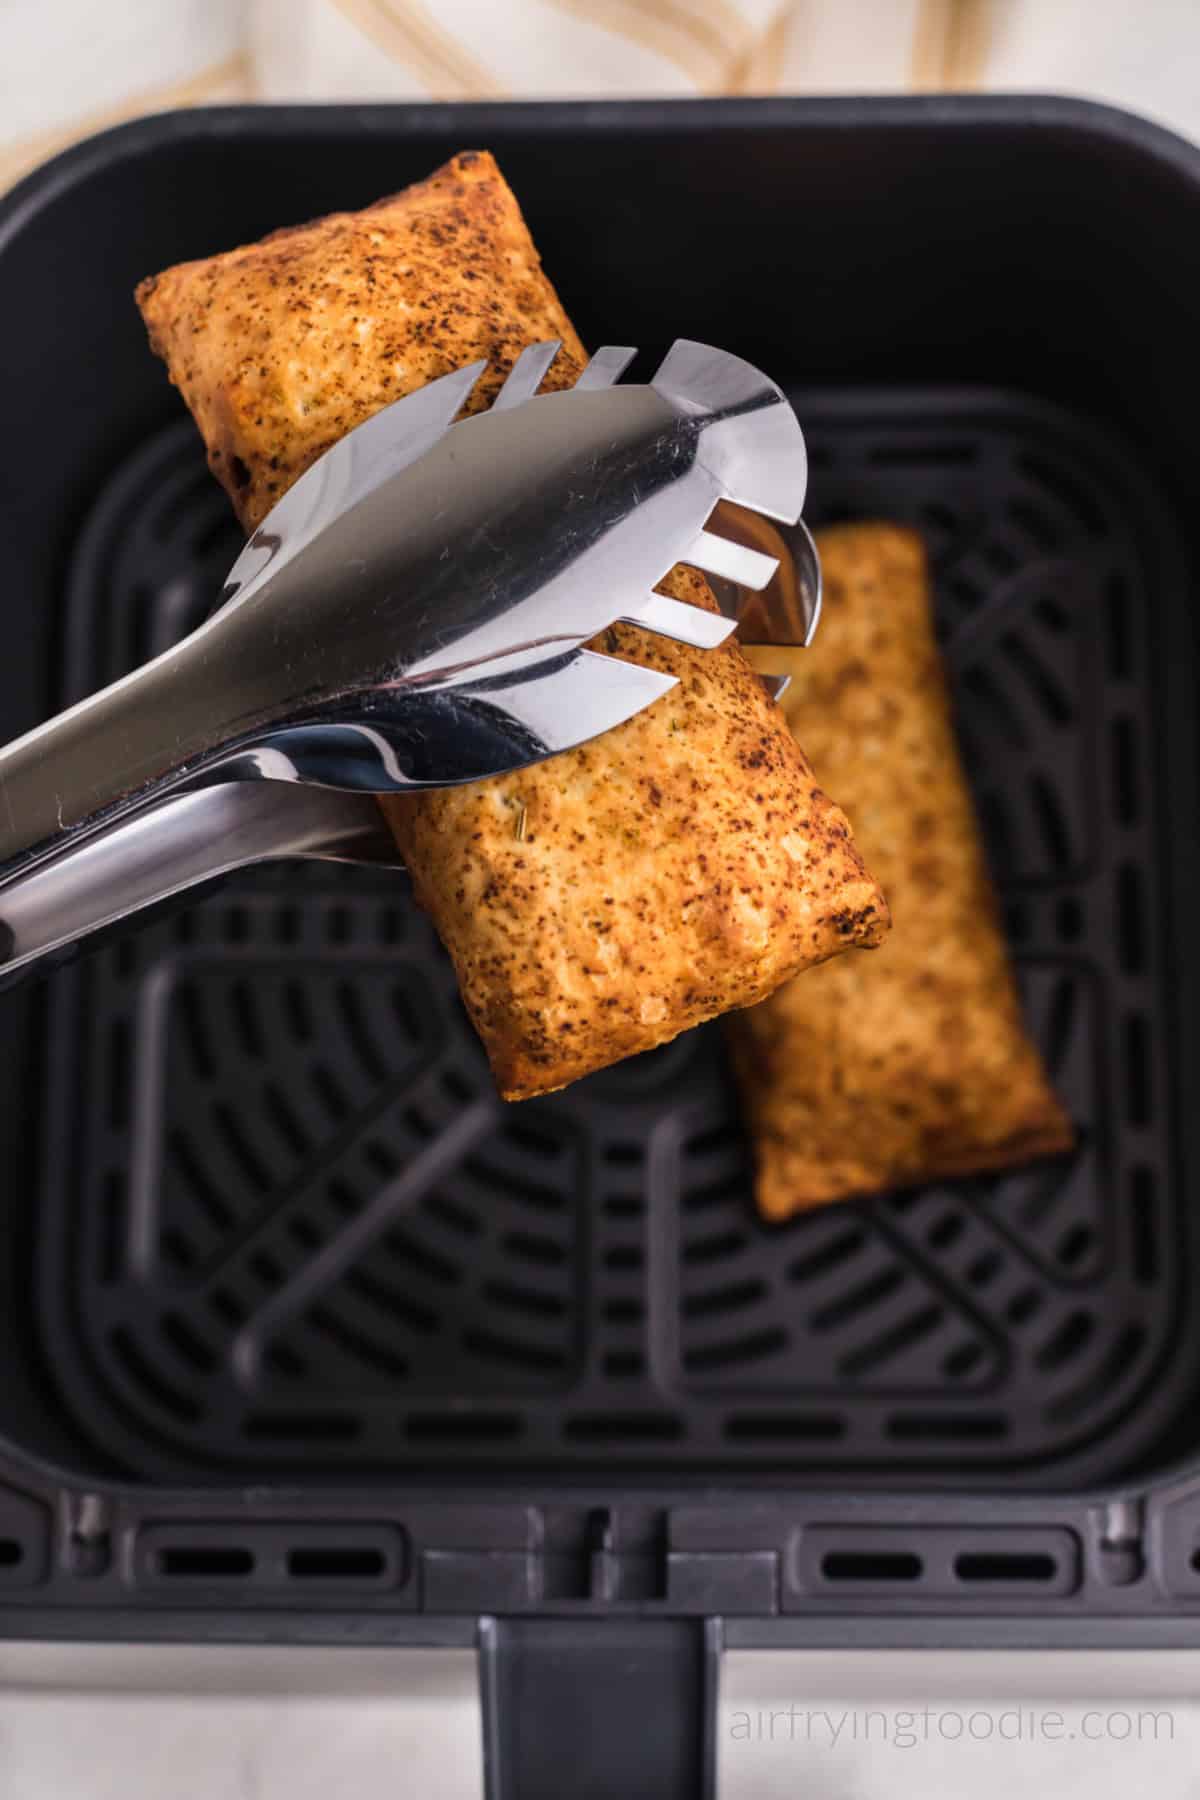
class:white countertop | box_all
[2,1644,1200,1796]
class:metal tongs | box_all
[0,340,820,980]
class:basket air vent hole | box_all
[158,1545,253,1578]
[1111,716,1139,824]
[212,1100,270,1195]
[286,1213,321,1252]
[681,1173,745,1215]
[926,1212,964,1251]
[313,1063,350,1122]
[1056,895,1084,942]
[684,1327,789,1372]
[1117,863,1146,974]
[364,1139,400,1180]
[1045,975,1077,1073]
[687,1122,742,1159]
[1006,1287,1041,1326]
[1031,773,1072,872]
[1001,632,1072,725]
[383,1224,457,1285]
[1105,574,1132,678]
[208,1286,246,1327]
[377,907,402,945]
[604,1246,642,1274]
[276,906,301,947]
[327,1178,359,1218]
[604,1195,643,1220]
[98,1170,126,1284]
[887,1413,1007,1441]
[1123,1015,1152,1126]
[284,979,312,1039]
[1033,593,1070,631]
[684,1228,747,1266]
[604,1298,642,1324]
[263,1082,309,1158]
[942,1341,985,1379]
[603,1143,642,1167]
[286,1547,384,1580]
[426,1192,481,1237]
[243,1413,359,1441]
[503,1229,564,1268]
[822,1551,922,1582]
[965,1251,1002,1288]
[442,1067,475,1105]
[1003,899,1030,943]
[786,1227,867,1286]
[723,1414,844,1442]
[249,1249,284,1289]
[1130,1166,1159,1284]
[954,1552,1056,1583]
[1035,1309,1094,1371]
[506,1121,564,1160]
[405,1413,521,1442]
[1056,1222,1093,1268]
[462,1326,563,1373]
[482,1278,565,1321]
[224,907,250,945]
[0,1541,23,1570]
[564,1413,682,1442]
[683,1278,764,1320]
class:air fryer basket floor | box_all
[34,385,1188,1487]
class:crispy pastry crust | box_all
[136,149,588,532]
[734,523,1074,1217]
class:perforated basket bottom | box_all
[36,388,1190,1484]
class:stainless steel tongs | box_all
[0,340,820,980]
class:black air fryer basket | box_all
[1,95,1199,1794]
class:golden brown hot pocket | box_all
[137,150,890,1100]
[733,523,1074,1217]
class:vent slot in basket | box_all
[158,1546,254,1579]
[137,1525,406,1591]
[797,1527,1079,1598]
[822,1551,923,1582]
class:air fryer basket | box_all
[35,386,1187,1487]
[0,100,1199,1678]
